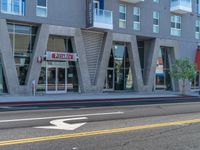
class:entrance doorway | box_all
[104,68,114,91]
[37,37,79,94]
[46,62,67,93]
[104,43,133,91]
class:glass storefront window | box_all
[37,65,46,92]
[8,23,37,85]
[155,47,172,90]
[47,36,67,52]
[0,59,7,93]
[191,71,199,89]
[105,43,133,91]
[67,62,79,92]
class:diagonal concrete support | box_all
[129,35,144,92]
[0,19,19,95]
[26,24,50,94]
[144,38,160,91]
[72,29,92,93]
[95,32,113,92]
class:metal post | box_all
[32,80,36,96]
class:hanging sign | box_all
[86,0,94,28]
[46,52,78,62]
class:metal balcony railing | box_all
[93,8,113,29]
[170,0,192,14]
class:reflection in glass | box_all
[67,62,79,92]
[58,68,65,91]
[0,59,7,93]
[47,36,67,52]
[47,68,56,91]
[8,23,37,85]
[37,66,46,92]
[155,48,172,90]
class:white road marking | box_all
[35,117,87,131]
[0,111,124,123]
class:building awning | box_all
[195,48,200,71]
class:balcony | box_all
[92,8,113,30]
[120,0,144,4]
[170,0,192,14]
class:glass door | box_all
[47,67,56,92]
[57,68,66,91]
[46,66,67,93]
[104,69,114,91]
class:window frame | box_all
[170,15,182,37]
[1,0,25,16]
[153,11,159,33]
[196,20,200,39]
[36,0,48,17]
[133,7,141,31]
[119,4,126,29]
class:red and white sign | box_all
[46,52,78,62]
[37,56,43,63]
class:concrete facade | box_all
[0,0,198,95]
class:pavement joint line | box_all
[0,118,200,146]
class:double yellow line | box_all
[1,118,200,146]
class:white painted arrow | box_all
[34,117,87,131]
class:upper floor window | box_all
[119,4,126,28]
[133,7,140,30]
[36,0,47,17]
[1,0,25,15]
[153,0,159,3]
[197,0,200,15]
[170,15,181,37]
[153,11,159,33]
[196,20,200,39]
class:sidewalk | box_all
[0,91,198,106]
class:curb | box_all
[0,96,197,106]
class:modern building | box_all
[0,0,199,95]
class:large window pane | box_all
[36,0,47,17]
[8,23,37,85]
[1,0,25,15]
[15,34,31,52]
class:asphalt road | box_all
[1,98,200,150]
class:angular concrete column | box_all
[72,29,92,93]
[26,24,50,94]
[0,19,19,95]
[144,38,160,92]
[95,32,113,92]
[129,36,144,92]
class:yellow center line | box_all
[1,118,200,146]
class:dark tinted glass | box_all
[37,0,47,7]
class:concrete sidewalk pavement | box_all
[0,91,198,106]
